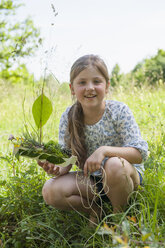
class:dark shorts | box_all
[138,171,143,185]
[90,170,143,204]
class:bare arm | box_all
[84,146,142,176]
[102,146,142,164]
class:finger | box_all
[53,166,59,173]
[42,163,48,171]
[92,163,100,172]
[43,162,52,172]
[53,167,60,175]
[47,163,55,174]
[37,160,44,167]
[88,163,100,173]
[96,163,101,171]
[46,164,58,175]
[40,160,49,167]
[88,164,95,173]
[47,167,54,174]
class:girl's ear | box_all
[69,83,75,95]
[105,81,110,94]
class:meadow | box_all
[0,80,165,248]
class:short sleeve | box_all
[116,104,148,162]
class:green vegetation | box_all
[0,81,165,247]
[0,0,41,84]
[110,49,165,88]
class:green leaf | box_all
[142,232,152,241]
[46,156,65,164]
[32,94,53,129]
[20,150,39,157]
[15,151,20,160]
[38,154,49,160]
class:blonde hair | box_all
[66,54,109,169]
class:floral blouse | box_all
[59,100,148,175]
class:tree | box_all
[0,0,42,82]
[144,49,165,85]
[131,61,146,87]
[131,49,165,86]
[110,64,123,87]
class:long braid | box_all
[67,101,87,169]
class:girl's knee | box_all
[42,180,52,205]
[104,157,129,184]
[42,179,60,206]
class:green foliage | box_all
[131,49,165,86]
[0,64,34,84]
[110,64,124,87]
[10,136,74,165]
[32,94,53,129]
[108,49,165,88]
[0,83,165,247]
[31,90,53,145]
[8,86,76,166]
[0,0,42,83]
[58,82,71,96]
[0,0,21,10]
[144,49,165,85]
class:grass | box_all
[0,81,165,247]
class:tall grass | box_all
[0,81,165,247]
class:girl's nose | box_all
[86,82,94,90]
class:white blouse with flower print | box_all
[59,100,148,175]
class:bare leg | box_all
[42,171,101,224]
[102,157,140,213]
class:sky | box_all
[17,0,165,82]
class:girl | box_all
[38,54,148,224]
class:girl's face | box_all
[70,66,109,110]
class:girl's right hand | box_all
[37,160,60,176]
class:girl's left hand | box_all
[84,146,105,176]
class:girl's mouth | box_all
[84,95,96,98]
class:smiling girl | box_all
[39,54,148,225]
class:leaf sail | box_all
[32,94,53,129]
[12,142,77,167]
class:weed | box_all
[0,83,165,247]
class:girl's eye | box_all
[79,81,86,85]
[94,80,101,84]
